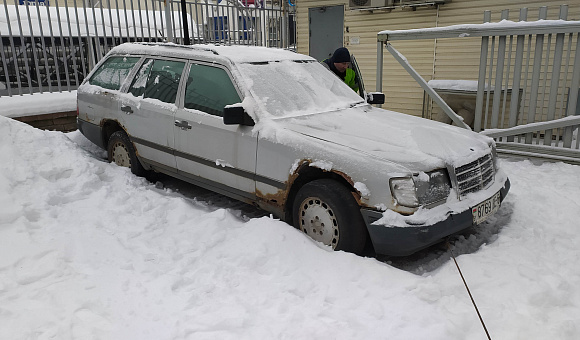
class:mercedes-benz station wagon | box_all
[77,43,510,256]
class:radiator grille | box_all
[455,154,495,197]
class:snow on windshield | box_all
[236,60,363,118]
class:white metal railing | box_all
[377,4,580,165]
[0,0,294,97]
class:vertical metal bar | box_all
[563,34,580,148]
[63,0,79,87]
[114,0,123,44]
[130,0,137,42]
[82,0,96,71]
[143,0,152,42]
[491,10,509,129]
[137,0,145,42]
[558,33,573,143]
[123,0,130,43]
[543,9,566,146]
[23,1,43,93]
[3,0,23,96]
[73,0,88,81]
[151,0,160,41]
[164,0,172,42]
[35,1,53,93]
[524,7,547,144]
[500,34,513,130]
[474,11,491,132]
[99,0,109,54]
[376,41,383,104]
[45,3,63,92]
[194,2,201,44]
[537,32,552,145]
[13,2,34,94]
[507,8,527,139]
[484,36,495,130]
[107,0,116,49]
[0,33,13,97]
[520,30,532,126]
[90,1,103,60]
[54,0,72,91]
[205,0,211,43]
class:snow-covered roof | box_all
[378,19,580,41]
[109,42,313,63]
[0,5,197,38]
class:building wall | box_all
[296,0,580,117]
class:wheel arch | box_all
[101,119,125,150]
[284,161,361,225]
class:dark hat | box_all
[331,47,351,63]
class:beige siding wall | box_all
[297,0,580,117]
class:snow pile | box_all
[0,91,77,118]
[1,115,580,339]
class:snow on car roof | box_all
[109,42,314,64]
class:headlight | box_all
[390,177,419,207]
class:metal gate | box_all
[0,0,295,97]
[377,5,580,164]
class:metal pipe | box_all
[386,43,470,129]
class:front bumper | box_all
[361,177,510,256]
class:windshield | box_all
[236,60,364,118]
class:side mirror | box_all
[223,106,255,126]
[366,92,385,105]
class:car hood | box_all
[270,106,493,172]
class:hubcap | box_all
[298,197,339,248]
[111,142,131,168]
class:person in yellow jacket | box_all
[321,47,359,93]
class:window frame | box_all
[178,60,244,117]
[124,56,189,105]
[87,55,141,91]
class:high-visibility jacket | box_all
[321,59,359,93]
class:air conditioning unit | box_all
[349,0,393,9]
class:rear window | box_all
[88,56,140,90]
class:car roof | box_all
[109,42,314,64]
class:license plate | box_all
[472,191,501,225]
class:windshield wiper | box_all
[349,101,366,108]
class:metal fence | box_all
[378,4,580,164]
[0,0,295,97]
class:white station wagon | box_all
[77,43,510,256]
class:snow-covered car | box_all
[77,42,510,256]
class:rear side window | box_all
[89,56,139,90]
[128,59,185,104]
[184,64,241,116]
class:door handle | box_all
[175,120,192,130]
[121,105,133,114]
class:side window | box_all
[89,56,139,90]
[128,59,186,104]
[184,64,241,116]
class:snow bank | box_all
[0,91,77,118]
[1,115,580,339]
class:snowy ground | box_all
[1,114,580,339]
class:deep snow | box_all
[1,113,580,339]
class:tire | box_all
[293,179,368,255]
[107,130,147,177]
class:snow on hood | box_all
[269,106,493,172]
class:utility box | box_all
[423,80,522,130]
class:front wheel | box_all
[293,179,368,255]
[107,130,147,177]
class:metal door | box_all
[308,6,344,62]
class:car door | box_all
[173,62,257,200]
[120,57,187,171]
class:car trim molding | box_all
[131,136,285,189]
